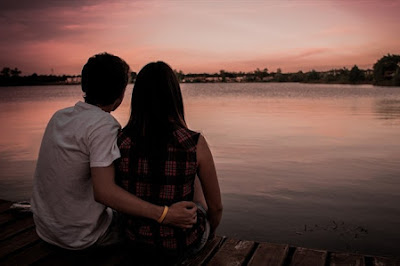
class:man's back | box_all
[31,101,121,250]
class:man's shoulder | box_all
[48,103,120,137]
[52,105,74,115]
[63,102,119,126]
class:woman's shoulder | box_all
[172,126,201,148]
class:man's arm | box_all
[91,164,197,228]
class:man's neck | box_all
[84,101,113,113]
[99,104,114,113]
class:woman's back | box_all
[116,125,207,256]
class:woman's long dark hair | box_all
[124,61,187,160]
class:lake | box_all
[0,83,399,257]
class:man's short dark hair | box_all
[81,53,130,106]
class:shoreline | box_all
[1,80,393,87]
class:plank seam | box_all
[242,242,259,266]
[324,251,331,266]
[282,246,296,266]
[202,236,227,265]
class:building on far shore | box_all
[66,76,81,84]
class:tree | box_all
[1,67,11,77]
[373,54,400,85]
[10,67,21,77]
[219,70,226,82]
[253,68,269,81]
[393,68,400,86]
[173,69,185,82]
[306,70,320,81]
[275,68,287,82]
[349,65,365,83]
[289,71,305,82]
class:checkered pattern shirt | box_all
[116,126,206,255]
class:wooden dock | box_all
[1,199,399,265]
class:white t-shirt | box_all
[31,101,121,250]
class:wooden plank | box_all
[1,241,56,265]
[0,227,40,259]
[0,201,12,213]
[248,242,289,266]
[90,246,128,266]
[207,238,255,266]
[330,252,365,266]
[290,247,327,266]
[374,256,400,266]
[182,236,224,266]
[33,249,88,266]
[0,215,34,241]
[0,212,16,227]
[35,244,128,266]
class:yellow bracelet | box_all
[157,206,169,224]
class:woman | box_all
[116,61,222,260]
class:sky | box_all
[0,0,399,75]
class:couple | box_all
[30,53,223,262]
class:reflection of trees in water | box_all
[375,99,400,121]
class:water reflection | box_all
[375,99,400,121]
[0,83,400,256]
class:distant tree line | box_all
[0,67,81,86]
[173,54,399,86]
[175,66,374,84]
[1,54,399,86]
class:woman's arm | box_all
[196,134,223,234]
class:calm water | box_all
[1,83,400,257]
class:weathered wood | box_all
[207,238,255,266]
[0,215,34,241]
[182,236,225,266]
[0,227,40,259]
[374,256,400,266]
[248,242,289,266]
[35,245,128,266]
[1,199,400,266]
[0,201,12,213]
[33,249,90,266]
[1,241,56,265]
[329,252,365,266]
[0,212,16,226]
[290,247,327,266]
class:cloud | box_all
[0,0,100,11]
[295,48,331,59]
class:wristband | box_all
[157,206,169,224]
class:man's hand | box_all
[163,201,197,229]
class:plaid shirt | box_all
[116,126,206,255]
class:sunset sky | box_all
[0,0,399,75]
